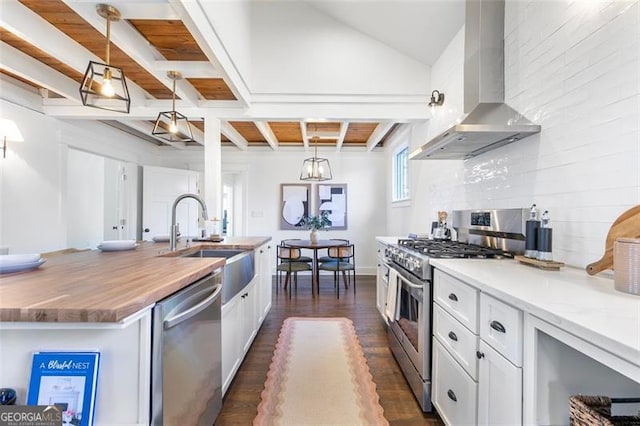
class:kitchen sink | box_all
[181,248,255,304]
[182,249,246,259]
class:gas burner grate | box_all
[398,239,505,259]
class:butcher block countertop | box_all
[0,236,271,323]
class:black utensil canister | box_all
[537,210,553,261]
[525,204,540,258]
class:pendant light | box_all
[79,4,130,113]
[151,71,194,143]
[300,136,332,181]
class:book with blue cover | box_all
[27,351,100,426]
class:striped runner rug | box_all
[254,317,388,425]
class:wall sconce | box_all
[79,4,131,113]
[151,71,194,143]
[0,118,24,159]
[428,90,445,109]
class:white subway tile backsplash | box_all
[404,0,639,268]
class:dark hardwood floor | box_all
[215,274,443,425]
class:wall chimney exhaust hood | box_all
[410,0,540,160]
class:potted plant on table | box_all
[300,210,330,243]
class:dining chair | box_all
[317,239,350,263]
[276,246,312,298]
[317,244,355,299]
[280,239,313,263]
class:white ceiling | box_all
[305,0,465,65]
[0,0,467,150]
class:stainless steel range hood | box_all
[410,0,541,160]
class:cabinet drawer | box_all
[480,293,523,366]
[432,339,478,426]
[434,270,479,333]
[434,303,479,380]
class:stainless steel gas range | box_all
[383,208,528,412]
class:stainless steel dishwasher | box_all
[151,271,223,426]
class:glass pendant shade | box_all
[151,71,194,143]
[80,5,130,113]
[152,110,194,143]
[300,157,332,181]
[300,139,332,181]
[80,61,130,113]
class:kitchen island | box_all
[0,237,272,425]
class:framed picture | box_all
[316,183,347,230]
[280,183,311,230]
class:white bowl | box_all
[98,240,138,251]
[0,253,42,266]
[0,258,45,274]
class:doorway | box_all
[222,170,247,237]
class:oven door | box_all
[388,263,432,380]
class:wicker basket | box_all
[569,395,640,426]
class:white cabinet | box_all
[221,291,242,394]
[433,339,478,426]
[375,241,389,322]
[256,242,272,324]
[221,277,258,395]
[477,293,523,425]
[432,269,524,425]
[221,241,273,396]
[477,340,522,425]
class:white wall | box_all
[251,1,430,97]
[161,148,387,274]
[388,0,640,269]
[199,1,253,94]
[0,96,157,254]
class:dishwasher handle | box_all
[164,284,222,330]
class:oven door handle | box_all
[395,270,424,289]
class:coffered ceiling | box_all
[0,0,464,151]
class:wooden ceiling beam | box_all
[254,121,279,151]
[170,0,250,107]
[300,122,310,149]
[153,60,221,78]
[1,1,149,104]
[0,42,79,102]
[367,121,396,151]
[336,122,349,152]
[113,119,189,148]
[221,121,249,151]
[61,1,200,106]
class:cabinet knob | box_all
[476,351,485,359]
[144,228,150,233]
[448,293,458,302]
[490,320,506,333]
[447,389,457,402]
[448,331,458,342]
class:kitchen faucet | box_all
[170,193,209,251]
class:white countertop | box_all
[430,258,640,368]
[376,236,405,245]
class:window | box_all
[393,146,409,201]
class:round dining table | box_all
[282,239,349,296]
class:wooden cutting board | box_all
[586,205,640,275]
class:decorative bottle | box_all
[524,204,540,259]
[536,210,553,261]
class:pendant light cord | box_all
[172,78,176,112]
[105,16,111,65]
